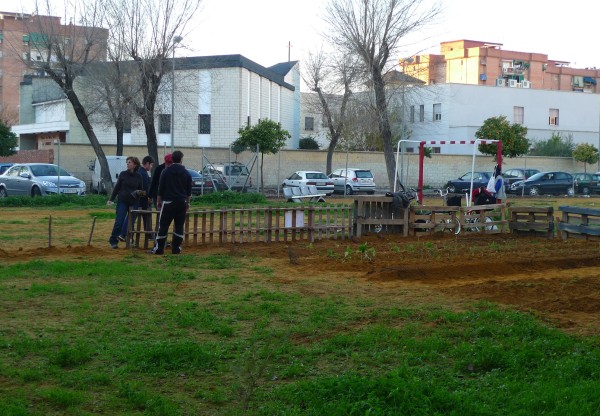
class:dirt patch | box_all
[1,206,599,336]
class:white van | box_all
[90,156,128,194]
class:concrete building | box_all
[13,55,301,150]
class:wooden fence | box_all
[558,206,600,241]
[128,205,354,248]
[508,206,555,238]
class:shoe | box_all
[111,243,118,249]
[147,250,164,255]
[171,246,182,255]
[117,235,126,242]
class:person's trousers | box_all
[110,199,132,245]
[154,200,186,254]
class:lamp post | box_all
[171,35,183,153]
[400,57,414,185]
[54,139,61,192]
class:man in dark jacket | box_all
[151,150,192,255]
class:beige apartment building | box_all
[405,39,599,93]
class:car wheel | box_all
[566,186,574,196]
[581,186,590,195]
[0,187,7,198]
[32,187,42,197]
[528,186,539,196]
[345,185,353,195]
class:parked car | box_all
[0,163,86,197]
[201,162,252,192]
[0,163,14,175]
[328,168,376,195]
[187,169,228,195]
[282,171,334,195]
[444,171,492,193]
[573,172,600,195]
[503,168,540,189]
[508,171,574,196]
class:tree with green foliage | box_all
[530,132,575,157]
[572,143,599,172]
[299,136,321,150]
[476,116,530,159]
[0,121,17,156]
[234,119,290,192]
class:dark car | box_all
[508,171,574,196]
[444,171,492,194]
[573,173,600,195]
[503,168,540,189]
[0,163,14,175]
[187,169,226,195]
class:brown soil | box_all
[1,205,599,337]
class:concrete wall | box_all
[14,145,589,192]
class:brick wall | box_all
[0,149,53,163]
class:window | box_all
[304,116,314,131]
[123,114,131,133]
[198,114,211,134]
[419,105,424,122]
[159,114,171,134]
[410,106,415,123]
[513,106,524,124]
[549,108,559,126]
[433,103,441,121]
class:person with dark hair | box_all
[135,156,155,239]
[150,150,192,255]
[107,156,144,249]
[486,164,506,203]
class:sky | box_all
[6,0,600,71]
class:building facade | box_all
[13,55,301,150]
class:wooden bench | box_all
[283,186,326,203]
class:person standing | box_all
[107,156,144,249]
[151,150,192,255]
[136,156,155,238]
[493,165,506,203]
[149,153,172,209]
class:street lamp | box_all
[171,35,183,152]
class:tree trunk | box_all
[372,69,396,189]
[326,133,340,175]
[116,128,124,156]
[65,88,113,195]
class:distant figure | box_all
[486,165,506,203]
[135,156,154,238]
[149,153,172,209]
[107,156,143,249]
[150,151,192,255]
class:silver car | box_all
[329,168,376,195]
[0,163,86,197]
[282,171,334,195]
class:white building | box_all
[13,55,301,150]
[405,83,600,154]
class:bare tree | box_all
[105,0,202,165]
[16,0,115,193]
[323,0,440,189]
[302,50,360,174]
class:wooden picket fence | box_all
[127,205,354,249]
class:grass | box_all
[0,254,599,415]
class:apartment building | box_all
[13,55,301,150]
[0,11,108,125]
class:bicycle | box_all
[464,187,498,232]
[431,188,462,235]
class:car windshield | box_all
[31,165,71,177]
[355,170,373,178]
[306,172,327,180]
[527,172,545,181]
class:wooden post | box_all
[88,217,97,246]
[48,215,52,248]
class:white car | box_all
[0,163,86,197]
[329,168,376,195]
[282,171,334,195]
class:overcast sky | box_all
[7,0,600,70]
